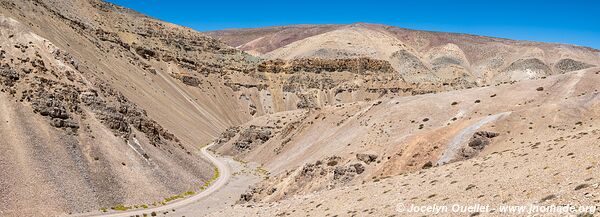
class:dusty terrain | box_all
[210,67,600,216]
[209,23,600,85]
[0,0,599,216]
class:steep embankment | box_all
[0,14,214,216]
[0,0,256,215]
[81,142,231,217]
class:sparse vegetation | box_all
[164,190,196,203]
[111,204,131,211]
[255,166,269,176]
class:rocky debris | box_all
[554,59,595,74]
[239,156,368,203]
[134,46,157,59]
[34,0,253,78]
[356,153,378,164]
[296,94,318,109]
[21,76,83,130]
[324,156,340,166]
[224,82,269,91]
[431,56,464,68]
[333,163,365,182]
[239,192,254,202]
[468,131,499,150]
[6,51,176,145]
[353,163,365,174]
[283,74,338,93]
[82,86,179,146]
[422,161,433,169]
[50,118,79,129]
[39,106,69,119]
[232,125,273,152]
[216,126,240,144]
[390,50,431,79]
[0,26,181,147]
[0,67,20,86]
[248,104,257,116]
[503,58,551,79]
[458,131,499,159]
[180,75,201,86]
[258,57,394,74]
[257,59,286,73]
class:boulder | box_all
[356,153,378,164]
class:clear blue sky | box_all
[106,0,600,49]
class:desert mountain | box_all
[206,24,600,216]
[0,0,599,216]
[208,23,600,84]
[210,67,600,216]
[0,1,446,215]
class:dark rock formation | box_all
[458,131,499,160]
[468,131,499,150]
[258,57,394,74]
[232,125,273,152]
[180,75,201,86]
[356,153,378,164]
[554,58,595,74]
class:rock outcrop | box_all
[554,58,595,74]
[458,131,499,160]
[257,57,395,74]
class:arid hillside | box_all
[208,23,600,85]
[0,0,468,216]
[210,67,600,216]
[1,1,599,216]
[0,0,248,215]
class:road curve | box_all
[85,142,230,217]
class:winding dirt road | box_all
[82,142,230,217]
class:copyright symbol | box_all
[396,203,406,212]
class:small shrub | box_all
[111,204,130,211]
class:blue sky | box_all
[105,0,600,49]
